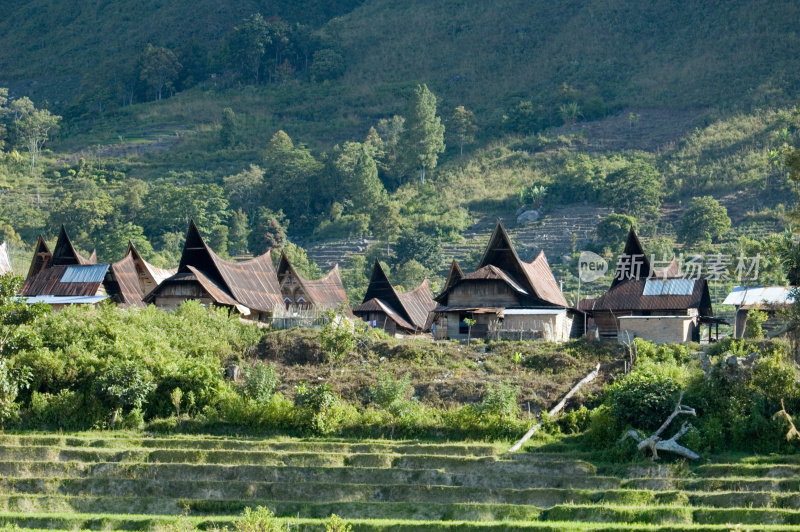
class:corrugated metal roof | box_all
[353,297,416,331]
[23,295,108,305]
[278,253,349,311]
[502,308,567,315]
[60,264,109,283]
[462,265,529,294]
[358,261,435,331]
[723,286,795,307]
[20,265,106,297]
[593,277,711,314]
[643,279,696,296]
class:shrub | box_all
[325,514,353,532]
[745,309,768,339]
[607,359,690,431]
[94,357,155,425]
[241,363,278,403]
[0,358,29,428]
[478,382,520,421]
[369,370,412,408]
[234,506,293,532]
[294,382,344,435]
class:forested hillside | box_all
[0,0,798,306]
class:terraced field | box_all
[0,433,798,530]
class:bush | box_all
[241,363,278,403]
[745,309,768,339]
[607,359,690,431]
[234,506,293,532]
[294,382,345,435]
[369,370,412,408]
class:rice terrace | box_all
[2,0,800,530]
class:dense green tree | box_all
[139,44,181,101]
[262,130,323,227]
[401,84,445,184]
[391,259,427,292]
[220,107,238,147]
[393,230,441,271]
[327,141,385,213]
[596,214,637,250]
[9,97,60,198]
[603,160,662,219]
[224,164,264,220]
[228,209,251,256]
[375,115,406,189]
[447,105,477,156]
[249,207,288,254]
[275,241,321,279]
[677,196,731,248]
[310,49,345,82]
[140,183,229,243]
[0,88,8,151]
[229,13,271,83]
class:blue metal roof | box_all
[23,295,108,305]
[643,279,696,296]
[60,264,109,283]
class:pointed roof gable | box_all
[26,236,51,280]
[443,260,464,292]
[357,260,434,331]
[611,228,651,288]
[466,221,567,307]
[278,251,349,310]
[173,221,281,313]
[51,226,94,267]
[523,250,569,307]
[126,242,175,286]
[109,243,177,306]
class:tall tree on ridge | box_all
[401,84,445,185]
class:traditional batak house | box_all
[20,226,111,308]
[723,286,795,338]
[352,260,436,336]
[144,221,283,321]
[429,222,573,341]
[276,251,349,314]
[589,229,717,343]
[108,242,176,307]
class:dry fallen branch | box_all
[507,363,601,453]
[773,399,800,443]
[619,391,700,461]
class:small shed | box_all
[723,286,795,338]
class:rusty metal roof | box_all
[593,277,712,315]
[51,226,96,266]
[25,236,51,281]
[358,261,435,331]
[21,264,108,297]
[164,221,281,314]
[437,222,567,308]
[111,243,177,307]
[277,252,349,311]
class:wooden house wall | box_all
[446,281,519,307]
[151,283,215,310]
[357,310,398,335]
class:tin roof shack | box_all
[723,286,795,338]
[352,260,435,336]
[109,243,176,307]
[430,222,572,342]
[276,252,349,314]
[143,221,282,320]
[590,229,714,343]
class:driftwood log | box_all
[508,363,601,453]
[619,391,700,460]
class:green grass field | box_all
[0,432,798,530]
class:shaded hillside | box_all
[2,0,799,127]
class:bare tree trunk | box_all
[619,391,699,460]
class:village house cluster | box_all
[8,221,793,344]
